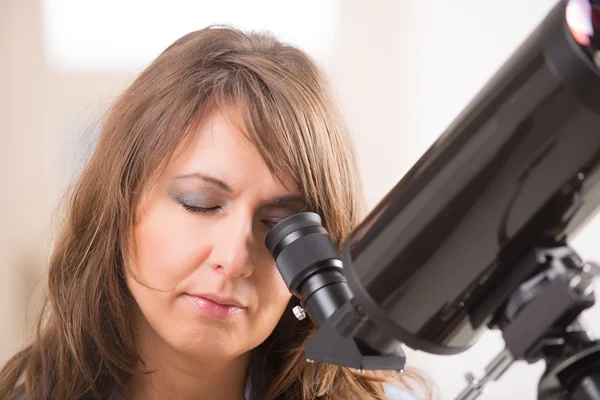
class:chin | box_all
[164,322,251,360]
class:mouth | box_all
[184,293,246,320]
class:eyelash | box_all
[179,202,282,229]
[262,219,281,230]
[180,203,221,213]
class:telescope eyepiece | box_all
[265,212,353,328]
[265,212,343,297]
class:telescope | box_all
[265,0,600,398]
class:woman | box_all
[0,26,427,399]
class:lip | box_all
[184,293,247,320]
[191,293,246,308]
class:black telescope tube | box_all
[340,0,600,355]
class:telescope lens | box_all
[566,0,600,66]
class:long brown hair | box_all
[0,26,430,399]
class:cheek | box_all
[253,260,292,326]
[127,200,206,292]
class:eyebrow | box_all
[173,172,233,192]
[172,172,309,210]
[260,194,307,211]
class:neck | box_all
[122,310,251,400]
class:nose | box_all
[208,212,254,279]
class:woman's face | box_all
[127,105,302,361]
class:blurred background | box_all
[3,0,600,398]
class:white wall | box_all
[329,0,600,399]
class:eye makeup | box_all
[169,190,223,214]
[167,172,310,223]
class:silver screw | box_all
[293,305,306,321]
[465,372,480,389]
[570,264,598,296]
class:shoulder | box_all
[383,382,422,400]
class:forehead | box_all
[166,104,298,195]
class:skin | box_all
[122,104,303,400]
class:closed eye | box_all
[262,219,281,230]
[181,203,222,213]
[171,194,222,214]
